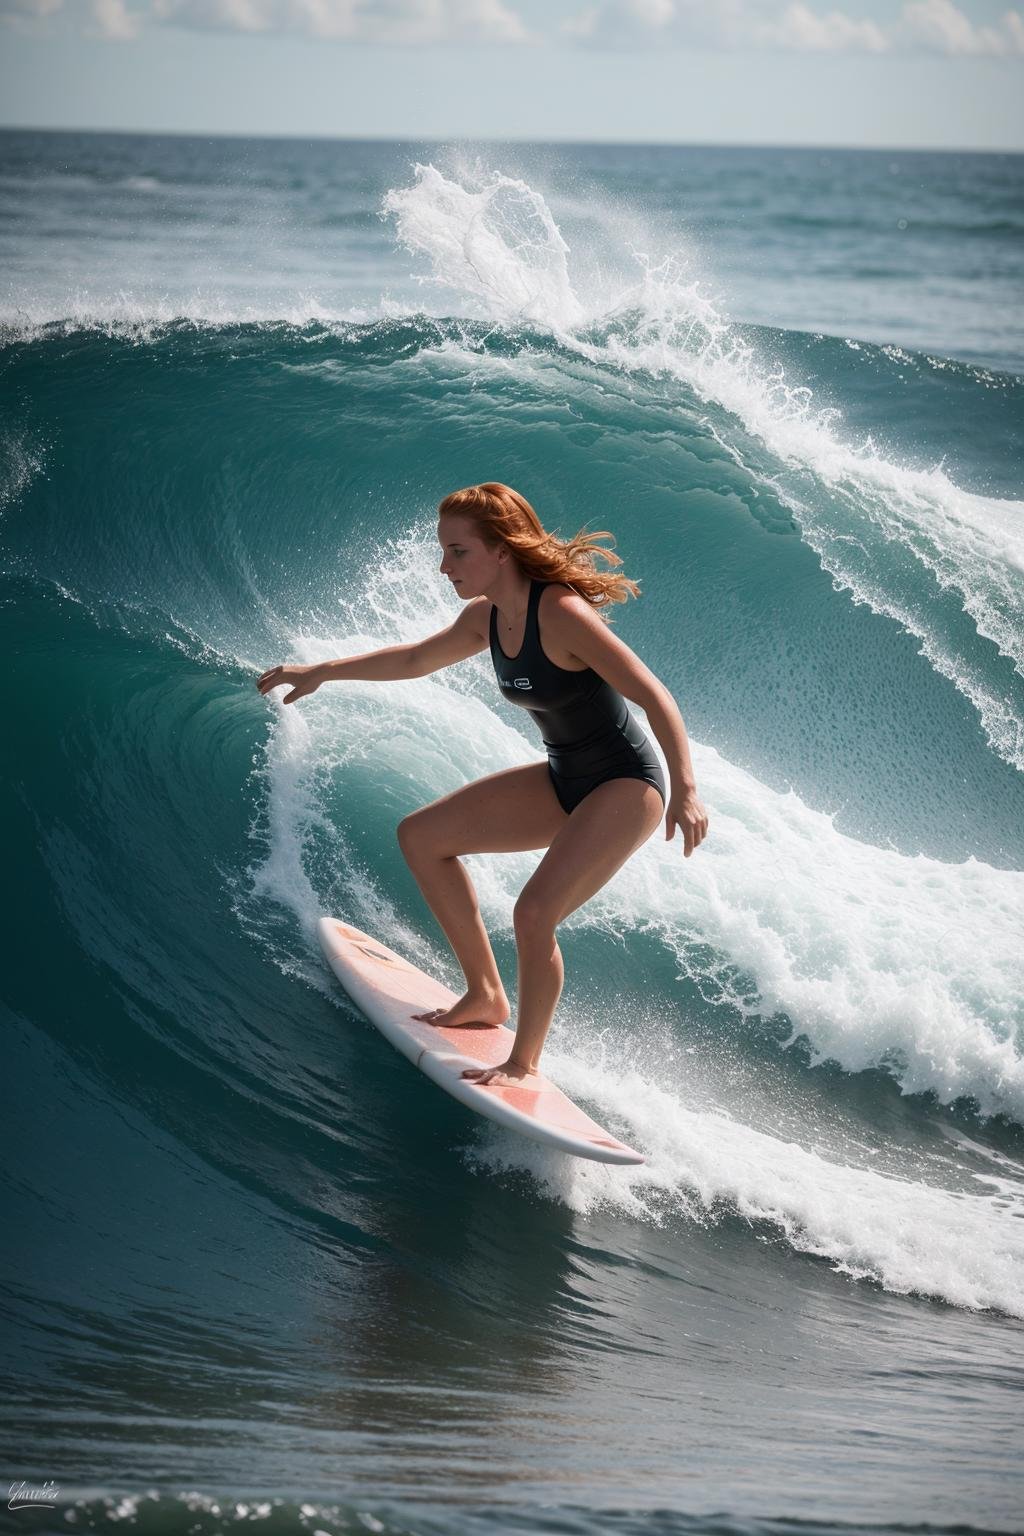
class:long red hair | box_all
[437,482,639,615]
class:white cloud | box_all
[1,0,530,41]
[900,0,1024,54]
[563,0,1024,55]
[3,0,1022,53]
[627,0,675,26]
[563,0,737,47]
[151,0,530,41]
[91,0,141,34]
[757,2,888,52]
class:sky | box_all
[0,0,1022,148]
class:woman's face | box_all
[438,514,507,600]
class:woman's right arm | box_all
[256,597,490,704]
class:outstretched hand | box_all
[255,663,324,705]
[665,787,709,857]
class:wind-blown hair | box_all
[437,482,639,615]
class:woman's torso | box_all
[488,579,646,762]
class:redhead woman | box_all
[257,483,708,1089]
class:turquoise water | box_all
[1,131,1023,1536]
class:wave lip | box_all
[384,163,588,329]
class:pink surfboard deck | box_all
[317,917,645,1166]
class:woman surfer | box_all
[257,483,708,1089]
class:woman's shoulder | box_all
[539,580,607,618]
[538,579,581,604]
[537,582,611,649]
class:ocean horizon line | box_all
[2,121,1021,156]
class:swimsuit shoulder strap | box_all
[523,578,543,656]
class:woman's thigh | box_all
[398,761,569,858]
[515,776,664,930]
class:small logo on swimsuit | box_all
[512,677,533,690]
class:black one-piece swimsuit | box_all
[489,579,667,816]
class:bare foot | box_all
[460,1058,538,1087]
[411,986,510,1030]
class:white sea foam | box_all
[468,1065,1024,1319]
[383,163,587,329]
[620,746,1024,1118]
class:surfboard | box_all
[317,917,645,1166]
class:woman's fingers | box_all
[664,800,709,854]
[257,670,312,704]
[257,666,291,695]
[684,812,704,856]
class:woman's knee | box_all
[397,810,433,860]
[513,888,558,942]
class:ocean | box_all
[1,129,1022,1536]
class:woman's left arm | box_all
[549,591,710,856]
